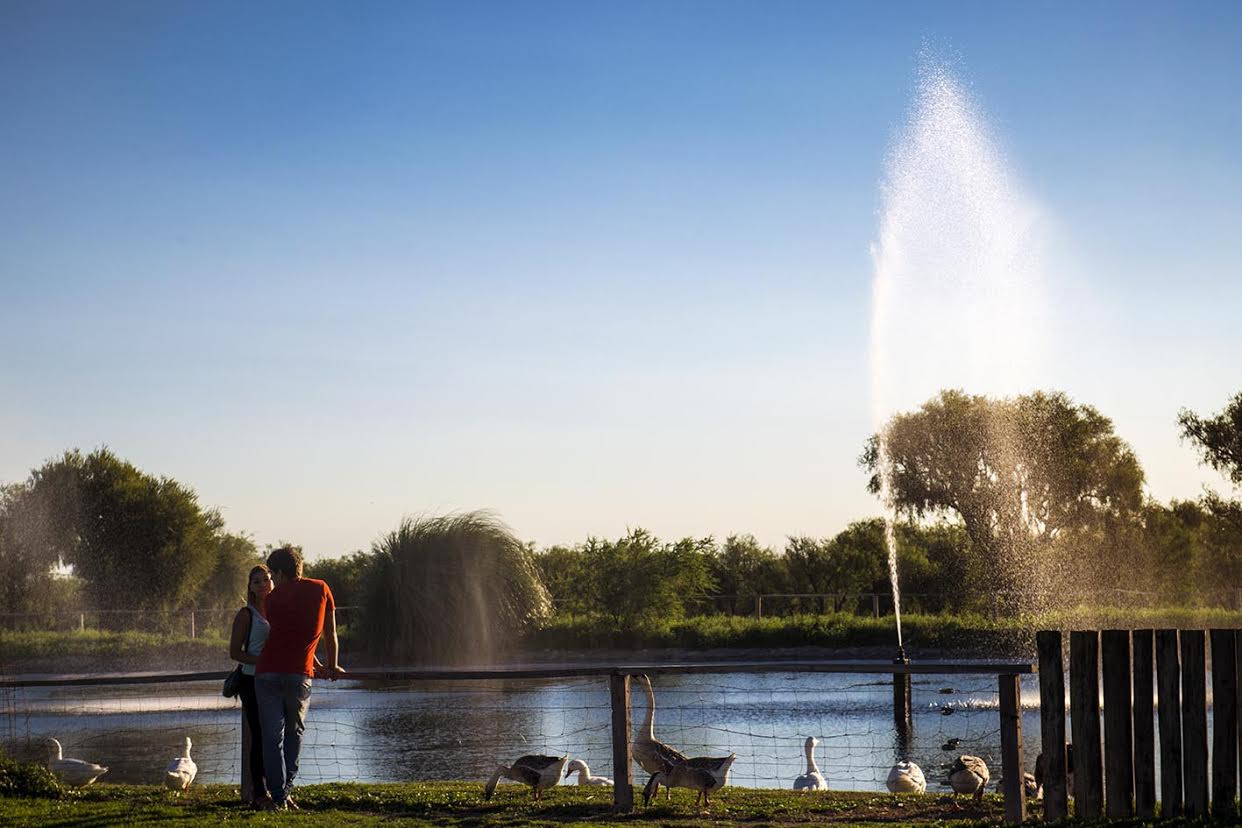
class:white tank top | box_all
[240,603,271,676]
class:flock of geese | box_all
[43,736,196,792]
[484,674,1019,808]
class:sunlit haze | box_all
[3,2,1241,558]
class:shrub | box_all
[359,512,552,664]
[0,754,62,798]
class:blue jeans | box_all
[255,673,312,804]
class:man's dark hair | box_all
[267,545,304,579]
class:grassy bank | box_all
[527,608,1242,655]
[0,629,227,674]
[6,608,1242,674]
[0,781,1022,827]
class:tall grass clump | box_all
[0,752,61,798]
[359,512,552,664]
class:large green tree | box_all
[1179,391,1242,484]
[23,449,224,615]
[861,389,1144,611]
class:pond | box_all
[4,671,1048,793]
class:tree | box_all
[304,549,371,609]
[1180,392,1242,485]
[358,512,552,664]
[534,544,593,615]
[24,449,224,616]
[197,532,262,610]
[862,389,1144,612]
[708,535,786,614]
[577,530,717,627]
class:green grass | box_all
[8,608,1242,674]
[527,608,1242,656]
[3,781,1235,827]
[0,781,1023,827]
[0,629,227,673]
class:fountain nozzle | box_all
[893,645,909,665]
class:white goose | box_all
[949,755,990,803]
[631,674,688,800]
[564,758,612,786]
[46,738,108,787]
[483,754,568,801]
[164,736,197,792]
[886,759,927,793]
[792,736,827,791]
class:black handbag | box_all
[222,664,244,698]
[223,606,253,698]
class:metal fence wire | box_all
[1,660,1035,821]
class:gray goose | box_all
[483,754,568,801]
[631,674,688,799]
[949,754,990,803]
[642,754,736,807]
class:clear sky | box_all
[2,1,1240,559]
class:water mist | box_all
[869,53,1047,652]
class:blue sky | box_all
[3,1,1241,558]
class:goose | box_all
[483,754,568,801]
[886,760,927,794]
[1033,742,1074,799]
[949,755,990,803]
[792,736,827,791]
[164,736,197,792]
[631,674,688,800]
[46,738,108,787]
[642,754,736,807]
[564,758,612,786]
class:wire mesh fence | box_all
[1,665,1040,798]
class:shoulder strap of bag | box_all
[242,605,253,654]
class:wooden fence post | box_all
[1181,630,1209,818]
[1210,629,1238,818]
[1036,630,1068,822]
[999,673,1026,825]
[1070,630,1103,819]
[1131,629,1155,818]
[609,673,633,812]
[1101,629,1134,818]
[1155,629,1183,816]
[1237,633,1242,818]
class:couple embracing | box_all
[228,545,346,810]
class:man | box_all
[254,544,345,811]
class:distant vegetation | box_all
[3,389,1242,663]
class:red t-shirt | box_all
[256,577,335,677]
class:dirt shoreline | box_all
[3,642,1024,679]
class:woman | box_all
[229,564,273,808]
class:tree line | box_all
[3,388,1242,644]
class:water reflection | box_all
[3,673,1045,792]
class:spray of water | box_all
[870,52,1047,649]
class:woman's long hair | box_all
[246,564,271,607]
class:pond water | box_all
[5,671,1052,793]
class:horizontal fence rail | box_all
[2,659,1033,821]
